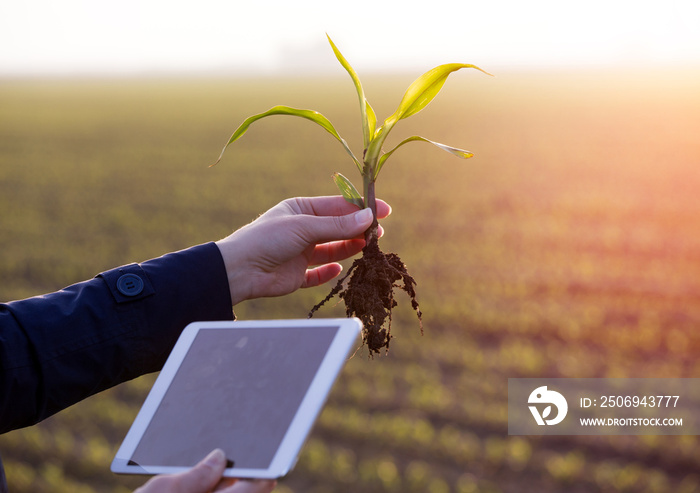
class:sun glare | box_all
[1,0,699,76]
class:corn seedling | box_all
[214,35,490,355]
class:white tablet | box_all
[111,318,361,479]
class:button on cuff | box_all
[98,264,155,303]
[117,273,144,297]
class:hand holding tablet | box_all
[134,449,277,493]
[112,318,361,480]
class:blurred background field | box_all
[1,68,700,492]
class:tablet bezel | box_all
[111,317,361,479]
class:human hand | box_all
[215,196,391,305]
[134,449,276,493]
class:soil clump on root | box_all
[308,238,423,355]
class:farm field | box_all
[1,67,700,492]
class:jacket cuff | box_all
[100,242,235,374]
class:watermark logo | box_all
[510,378,697,435]
[528,386,568,426]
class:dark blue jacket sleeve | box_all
[0,242,234,434]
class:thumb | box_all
[176,449,227,492]
[301,207,374,243]
[344,207,375,236]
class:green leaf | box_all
[366,100,377,140]
[384,63,492,128]
[365,63,490,168]
[212,105,362,170]
[375,135,474,179]
[332,172,365,209]
[327,34,375,150]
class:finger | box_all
[309,238,366,266]
[292,208,374,246]
[288,196,391,219]
[308,219,386,266]
[175,449,227,492]
[376,200,391,219]
[214,478,238,491]
[302,263,343,288]
[222,480,277,493]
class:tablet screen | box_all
[112,318,360,478]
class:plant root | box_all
[308,238,423,356]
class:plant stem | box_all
[364,178,378,245]
[363,125,389,246]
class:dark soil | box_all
[308,237,423,355]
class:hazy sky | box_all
[1,0,700,76]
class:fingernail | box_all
[355,208,373,226]
[204,448,226,467]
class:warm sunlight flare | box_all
[1,0,700,76]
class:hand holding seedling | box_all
[215,35,490,354]
[215,196,391,306]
